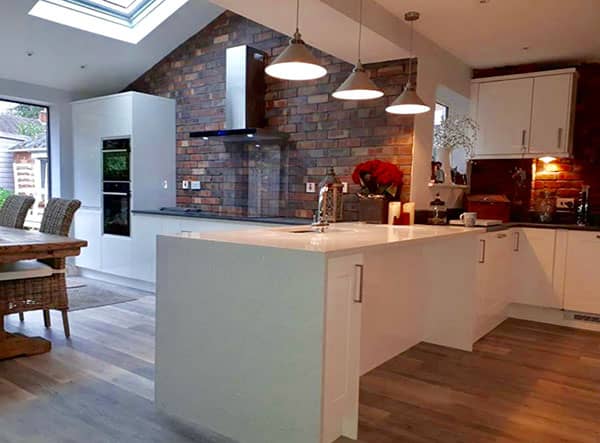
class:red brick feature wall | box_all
[472,63,600,214]
[126,11,415,219]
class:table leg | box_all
[0,315,51,360]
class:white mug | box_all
[460,212,477,227]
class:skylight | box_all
[29,0,189,44]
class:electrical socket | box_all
[306,182,316,193]
[182,180,189,190]
[557,197,575,210]
[342,182,349,193]
[191,181,201,190]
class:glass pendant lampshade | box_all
[265,0,326,81]
[332,0,383,100]
[385,11,430,115]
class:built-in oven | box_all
[102,138,131,236]
[102,138,130,182]
[103,182,130,236]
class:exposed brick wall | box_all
[126,11,414,219]
[471,63,600,216]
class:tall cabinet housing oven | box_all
[72,92,176,280]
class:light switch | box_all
[191,181,201,190]
[306,182,316,193]
[342,182,349,193]
[182,180,189,190]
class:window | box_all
[29,0,189,44]
[434,102,449,126]
[0,100,50,229]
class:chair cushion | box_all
[0,260,53,281]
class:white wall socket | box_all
[306,182,316,193]
[191,181,201,190]
[342,182,349,193]
[182,180,189,190]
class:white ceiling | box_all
[0,0,223,95]
[374,0,600,68]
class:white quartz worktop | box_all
[165,222,485,254]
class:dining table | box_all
[0,226,87,359]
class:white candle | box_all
[403,202,415,225]
[388,201,402,225]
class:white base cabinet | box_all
[563,231,600,314]
[511,228,560,308]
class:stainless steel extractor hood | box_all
[190,45,285,143]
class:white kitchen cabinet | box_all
[73,94,132,208]
[322,254,363,442]
[475,78,533,157]
[563,231,600,314]
[472,69,577,159]
[529,74,575,155]
[101,235,133,279]
[73,208,102,270]
[474,231,512,340]
[512,228,560,308]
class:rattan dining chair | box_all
[0,195,35,229]
[12,198,81,337]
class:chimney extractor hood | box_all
[190,45,286,143]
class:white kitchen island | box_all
[155,223,490,443]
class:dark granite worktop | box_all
[132,209,308,226]
[486,222,600,232]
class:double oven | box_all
[102,138,131,236]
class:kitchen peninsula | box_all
[155,223,490,443]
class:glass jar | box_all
[428,193,447,225]
[535,190,556,223]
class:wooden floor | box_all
[2,292,600,443]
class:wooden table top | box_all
[0,227,87,264]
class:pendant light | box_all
[265,0,327,81]
[332,0,383,100]
[385,11,430,115]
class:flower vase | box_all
[358,195,389,224]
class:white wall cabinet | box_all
[472,69,577,159]
[512,228,559,308]
[322,254,363,442]
[563,231,600,314]
[475,78,533,157]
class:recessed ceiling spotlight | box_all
[522,46,530,51]
[26,51,34,57]
[202,136,209,141]
[479,0,490,4]
[80,64,87,69]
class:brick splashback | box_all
[471,63,600,217]
[126,11,415,219]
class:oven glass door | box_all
[103,191,130,236]
[103,150,130,182]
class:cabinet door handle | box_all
[496,233,507,239]
[557,128,563,149]
[479,239,486,264]
[513,231,520,251]
[521,129,527,147]
[354,264,364,303]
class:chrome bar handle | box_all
[354,264,364,303]
[557,127,563,149]
[513,231,520,252]
[479,239,486,264]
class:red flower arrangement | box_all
[352,159,403,199]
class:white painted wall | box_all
[0,77,83,199]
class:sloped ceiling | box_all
[0,0,223,96]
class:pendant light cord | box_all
[296,0,300,33]
[407,18,413,86]
[357,0,363,63]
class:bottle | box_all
[576,185,591,226]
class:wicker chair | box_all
[0,195,35,229]
[5,198,81,337]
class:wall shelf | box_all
[428,183,469,190]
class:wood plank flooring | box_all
[1,287,600,442]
